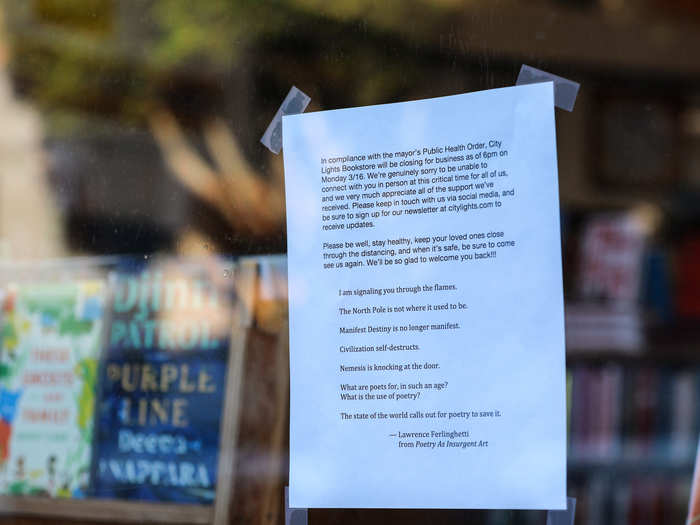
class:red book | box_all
[677,236,700,318]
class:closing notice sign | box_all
[284,84,567,509]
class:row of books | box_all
[568,364,700,464]
[569,474,691,525]
[0,256,246,504]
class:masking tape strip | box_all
[285,487,308,525]
[546,497,577,525]
[516,65,580,112]
[261,87,311,154]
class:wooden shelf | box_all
[569,456,695,474]
[567,321,700,364]
[0,496,213,524]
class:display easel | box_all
[259,317,290,525]
[0,259,257,525]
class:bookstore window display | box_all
[0,1,699,524]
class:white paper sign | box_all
[284,83,566,510]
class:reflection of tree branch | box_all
[149,109,283,237]
[149,110,233,219]
[203,119,282,232]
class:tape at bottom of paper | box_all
[261,87,311,154]
[285,486,308,525]
[516,65,580,112]
[546,497,576,525]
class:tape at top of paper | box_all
[516,65,580,112]
[261,86,311,154]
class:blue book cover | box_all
[91,258,236,504]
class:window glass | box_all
[0,1,699,523]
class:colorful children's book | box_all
[0,280,106,498]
